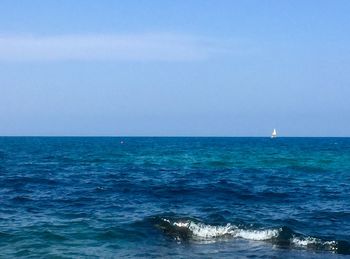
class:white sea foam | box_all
[187,222,234,238]
[162,218,279,241]
[291,236,337,250]
[160,218,342,253]
[173,221,191,228]
[162,218,171,224]
[292,236,319,247]
[232,228,280,241]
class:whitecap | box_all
[159,217,344,254]
[291,236,338,251]
[232,228,280,241]
[162,218,279,241]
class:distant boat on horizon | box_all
[271,129,277,138]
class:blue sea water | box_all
[0,137,350,258]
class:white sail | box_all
[271,129,277,138]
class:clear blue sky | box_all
[1,0,349,136]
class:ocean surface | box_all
[1,137,350,258]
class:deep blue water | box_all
[1,137,350,258]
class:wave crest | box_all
[154,216,350,255]
[291,236,337,251]
[159,217,279,241]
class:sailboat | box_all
[271,129,277,138]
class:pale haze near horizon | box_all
[0,0,349,137]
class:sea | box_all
[0,137,350,258]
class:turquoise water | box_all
[0,137,350,258]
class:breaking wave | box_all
[160,218,278,240]
[153,216,350,255]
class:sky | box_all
[0,0,350,136]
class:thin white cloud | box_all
[0,33,228,62]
